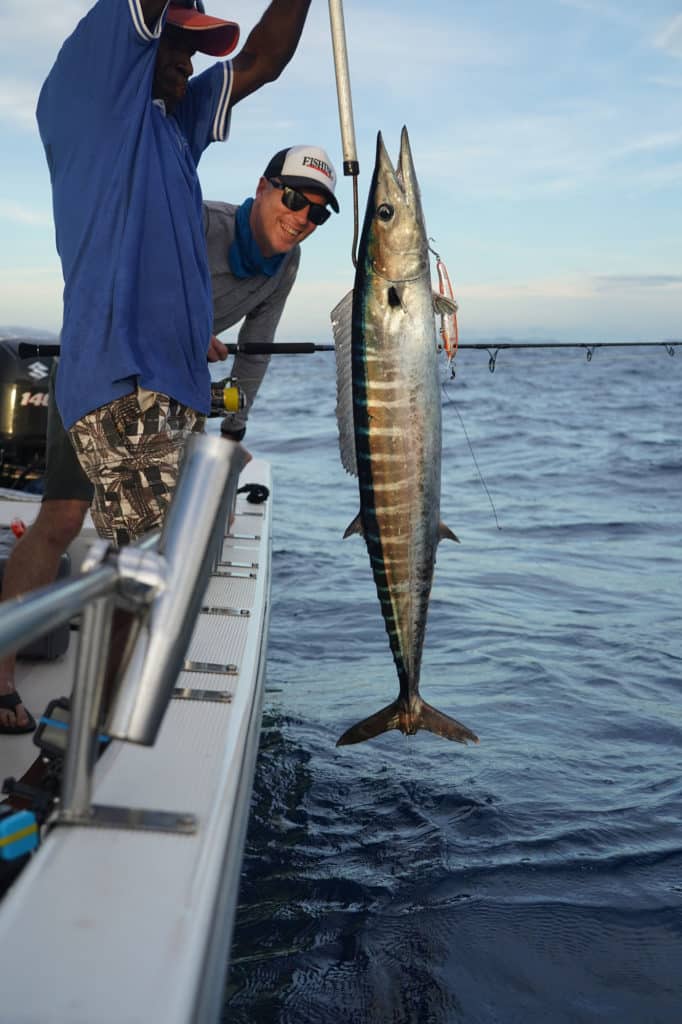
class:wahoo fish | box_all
[331,127,479,747]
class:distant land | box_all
[0,325,58,340]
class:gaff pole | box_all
[328,0,360,266]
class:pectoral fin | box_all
[330,290,358,477]
[439,522,460,543]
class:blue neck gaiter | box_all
[228,198,286,279]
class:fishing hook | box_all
[664,343,675,357]
[486,348,499,373]
[351,175,359,268]
[583,345,596,362]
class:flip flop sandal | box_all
[0,691,37,735]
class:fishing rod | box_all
[216,339,681,360]
[21,340,681,365]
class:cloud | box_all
[0,3,84,134]
[418,96,682,200]
[0,79,41,133]
[559,0,623,13]
[0,266,63,332]
[419,106,610,198]
[615,130,682,156]
[655,14,682,58]
[0,201,51,227]
[259,1,514,108]
[0,0,89,47]
[647,73,682,89]
[463,276,593,301]
[592,274,682,291]
[452,272,682,342]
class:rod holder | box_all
[104,435,246,745]
[59,594,115,820]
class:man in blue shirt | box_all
[0,143,338,733]
[36,0,312,547]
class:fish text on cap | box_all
[301,156,334,180]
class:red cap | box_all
[166,5,240,57]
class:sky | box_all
[1,0,682,343]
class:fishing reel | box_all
[209,377,246,416]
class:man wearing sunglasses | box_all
[208,144,339,442]
[35,0,313,551]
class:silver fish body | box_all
[332,127,478,746]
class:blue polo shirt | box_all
[36,0,233,428]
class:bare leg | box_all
[0,499,89,729]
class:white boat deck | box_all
[0,460,272,1024]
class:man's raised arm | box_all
[230,0,312,105]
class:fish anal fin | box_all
[343,513,364,540]
[439,522,460,543]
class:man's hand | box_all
[207,334,229,362]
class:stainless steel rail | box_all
[0,433,246,828]
[0,566,118,660]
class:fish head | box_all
[362,126,429,284]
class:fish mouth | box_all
[376,126,425,222]
[370,256,425,283]
[367,127,428,282]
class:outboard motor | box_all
[0,335,71,659]
[0,337,59,491]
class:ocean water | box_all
[220,344,681,1024]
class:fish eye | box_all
[376,203,394,222]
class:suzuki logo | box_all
[27,361,49,381]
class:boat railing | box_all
[0,433,247,833]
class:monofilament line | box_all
[441,384,501,530]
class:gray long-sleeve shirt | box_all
[204,200,300,435]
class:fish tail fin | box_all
[336,700,402,746]
[336,696,479,746]
[417,698,479,744]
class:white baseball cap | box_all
[263,145,339,213]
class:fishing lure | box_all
[429,245,459,369]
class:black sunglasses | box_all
[269,180,331,226]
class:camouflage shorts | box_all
[69,392,205,547]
